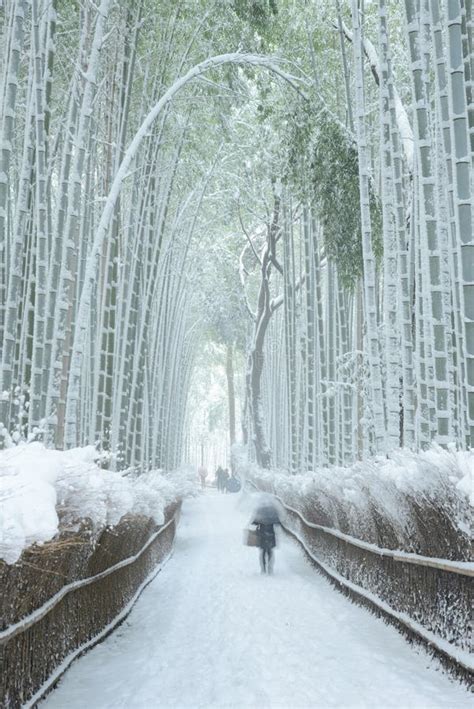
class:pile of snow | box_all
[0,443,198,564]
[236,445,473,558]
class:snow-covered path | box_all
[44,493,470,709]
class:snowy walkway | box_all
[44,492,470,709]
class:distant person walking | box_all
[198,466,207,489]
[215,466,224,491]
[251,498,280,574]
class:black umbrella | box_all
[253,503,280,525]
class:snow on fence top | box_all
[0,443,198,564]
[236,445,473,559]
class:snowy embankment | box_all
[0,443,197,564]
[237,446,473,559]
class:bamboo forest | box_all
[0,2,473,707]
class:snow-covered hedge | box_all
[237,446,473,560]
[0,443,198,564]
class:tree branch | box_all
[270,274,305,312]
[238,203,262,265]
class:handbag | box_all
[243,528,259,547]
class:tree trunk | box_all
[226,343,236,448]
[351,0,387,454]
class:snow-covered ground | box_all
[43,491,471,709]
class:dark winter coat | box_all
[216,468,225,488]
[253,522,276,549]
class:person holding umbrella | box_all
[251,496,281,574]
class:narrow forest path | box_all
[44,492,470,709]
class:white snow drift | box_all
[0,443,197,565]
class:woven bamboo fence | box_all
[0,502,181,708]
